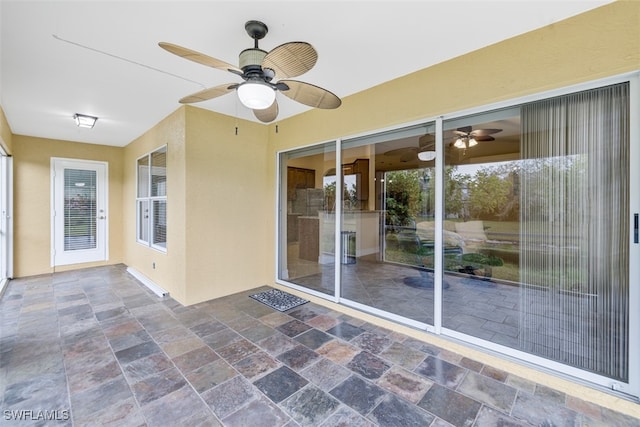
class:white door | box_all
[52,158,108,266]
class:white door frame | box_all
[0,150,13,296]
[51,158,108,267]
[0,155,13,280]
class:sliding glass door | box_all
[442,83,631,384]
[277,77,636,395]
[518,84,630,381]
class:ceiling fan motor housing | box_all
[239,48,267,74]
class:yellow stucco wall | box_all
[269,0,639,152]
[12,135,123,277]
[182,106,270,305]
[120,107,271,305]
[122,108,188,303]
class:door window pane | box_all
[64,169,97,251]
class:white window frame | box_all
[136,145,167,252]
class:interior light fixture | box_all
[454,137,466,149]
[237,81,276,110]
[417,150,437,161]
[453,136,479,149]
[74,113,98,128]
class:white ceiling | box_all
[0,0,613,147]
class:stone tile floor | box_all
[0,264,638,426]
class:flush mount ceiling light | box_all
[417,150,437,161]
[74,113,98,128]
[237,81,276,110]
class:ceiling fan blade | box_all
[179,83,237,104]
[399,151,415,162]
[263,42,317,79]
[159,42,241,74]
[453,130,468,137]
[253,100,279,123]
[474,135,495,142]
[470,128,502,137]
[278,80,341,109]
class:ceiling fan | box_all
[451,126,502,149]
[159,20,341,123]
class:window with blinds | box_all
[137,146,167,251]
[64,168,97,251]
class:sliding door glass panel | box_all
[340,123,437,325]
[442,108,522,345]
[278,142,337,297]
[442,83,630,381]
[519,83,629,381]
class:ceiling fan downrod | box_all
[245,20,268,48]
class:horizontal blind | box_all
[64,168,97,251]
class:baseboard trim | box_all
[126,267,169,298]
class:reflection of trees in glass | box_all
[468,169,513,220]
[323,175,358,211]
[385,170,422,227]
[520,155,585,222]
[324,181,336,211]
[444,167,469,219]
[445,156,584,222]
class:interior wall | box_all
[12,135,123,277]
[122,108,187,303]
[182,106,270,305]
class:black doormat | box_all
[249,289,309,312]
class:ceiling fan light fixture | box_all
[74,113,98,128]
[468,137,478,147]
[237,81,275,110]
[454,138,466,149]
[417,150,437,161]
